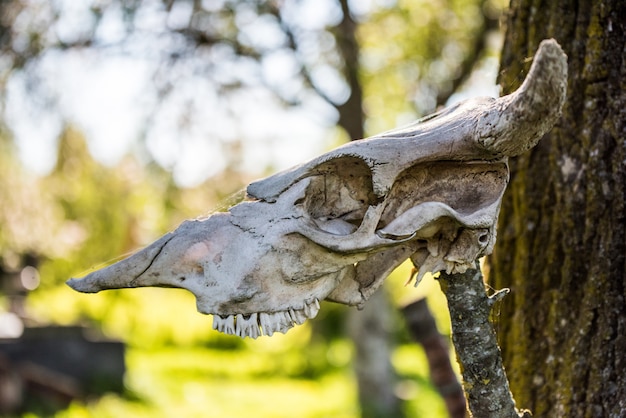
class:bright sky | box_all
[5,50,338,187]
[3,0,499,187]
[3,0,353,187]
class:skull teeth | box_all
[289,308,307,325]
[235,313,260,339]
[212,298,321,339]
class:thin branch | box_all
[435,9,500,108]
[334,0,364,139]
[437,264,531,418]
[276,0,364,139]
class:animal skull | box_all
[67,40,567,338]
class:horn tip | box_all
[537,38,568,71]
[66,277,101,293]
[538,38,562,51]
[476,38,568,157]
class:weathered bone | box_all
[67,39,567,338]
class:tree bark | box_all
[439,266,529,418]
[488,1,626,416]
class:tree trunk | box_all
[488,1,626,416]
[348,291,404,418]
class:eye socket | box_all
[478,232,489,244]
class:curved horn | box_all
[477,39,568,157]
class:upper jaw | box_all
[211,298,321,338]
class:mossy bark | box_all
[439,266,527,418]
[488,0,626,416]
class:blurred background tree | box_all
[0,0,507,416]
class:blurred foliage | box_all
[0,0,507,175]
[24,129,251,348]
[51,337,451,418]
[359,0,507,133]
[0,133,60,266]
[0,0,508,416]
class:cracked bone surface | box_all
[67,40,567,338]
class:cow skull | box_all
[67,40,567,338]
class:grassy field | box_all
[32,266,455,418]
[54,342,450,418]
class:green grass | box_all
[48,265,455,418]
[59,345,358,418]
[54,341,450,418]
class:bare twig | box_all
[437,264,531,418]
[435,8,500,108]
